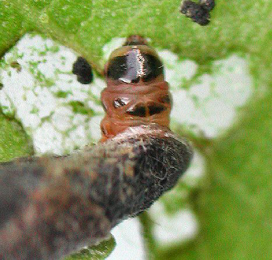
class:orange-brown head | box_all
[100,36,172,142]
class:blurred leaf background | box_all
[1,0,272,259]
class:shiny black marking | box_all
[143,54,164,82]
[148,104,167,116]
[72,57,93,84]
[159,94,171,104]
[106,50,163,83]
[113,97,130,108]
[126,104,146,117]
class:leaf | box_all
[1,0,272,260]
[0,1,29,57]
[0,113,33,162]
[191,92,272,259]
[65,235,116,260]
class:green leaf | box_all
[65,235,116,260]
[1,0,272,259]
[190,92,272,259]
[46,0,93,34]
[0,112,33,162]
[0,1,29,57]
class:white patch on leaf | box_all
[109,218,146,260]
[170,55,253,138]
[0,33,105,155]
[149,203,199,245]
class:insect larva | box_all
[100,35,172,142]
[0,36,193,260]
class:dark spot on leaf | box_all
[200,0,216,11]
[180,0,215,26]
[72,57,93,84]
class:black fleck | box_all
[72,57,93,84]
[200,0,215,11]
[180,0,215,26]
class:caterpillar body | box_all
[0,36,193,260]
[101,35,172,141]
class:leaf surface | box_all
[1,0,272,259]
